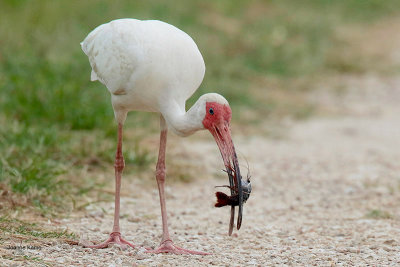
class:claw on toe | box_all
[145,239,210,255]
[81,232,135,249]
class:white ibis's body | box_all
[81,19,210,135]
[80,19,243,254]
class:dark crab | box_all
[215,163,252,235]
[215,175,252,207]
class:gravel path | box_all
[3,74,400,266]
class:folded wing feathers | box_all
[81,24,107,84]
[81,21,138,92]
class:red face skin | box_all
[202,103,233,169]
[202,102,232,129]
[202,102,244,232]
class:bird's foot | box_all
[81,232,135,249]
[145,239,210,255]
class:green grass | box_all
[0,216,75,265]
[0,119,154,215]
[1,0,400,215]
[365,209,393,220]
[0,216,77,239]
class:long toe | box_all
[81,232,135,249]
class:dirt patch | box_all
[328,16,400,73]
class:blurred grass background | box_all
[1,0,400,216]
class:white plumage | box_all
[81,19,221,136]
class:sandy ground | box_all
[2,73,400,266]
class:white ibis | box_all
[81,19,245,254]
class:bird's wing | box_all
[81,19,142,94]
[81,19,205,113]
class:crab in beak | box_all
[202,101,246,235]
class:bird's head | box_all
[198,93,245,231]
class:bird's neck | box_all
[161,99,205,137]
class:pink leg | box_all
[83,123,134,249]
[146,117,209,255]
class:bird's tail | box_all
[215,192,230,207]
